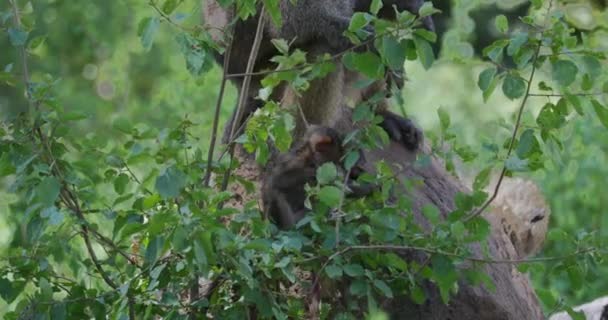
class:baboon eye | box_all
[531,215,545,223]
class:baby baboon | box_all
[262,125,374,229]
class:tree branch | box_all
[311,244,596,292]
[9,2,136,317]
[465,0,554,222]
[219,6,267,193]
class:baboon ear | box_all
[310,133,334,153]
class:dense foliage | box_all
[0,0,607,319]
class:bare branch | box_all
[219,6,267,193]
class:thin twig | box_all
[224,34,377,80]
[334,167,353,248]
[464,0,554,222]
[528,92,605,97]
[311,244,595,292]
[219,6,267,193]
[203,33,233,186]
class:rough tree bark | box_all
[223,104,544,319]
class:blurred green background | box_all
[1,0,607,315]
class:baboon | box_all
[262,125,374,229]
[203,0,433,149]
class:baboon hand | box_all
[378,110,423,151]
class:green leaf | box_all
[455,145,477,162]
[316,163,338,185]
[370,0,382,15]
[381,36,407,71]
[536,103,565,130]
[552,60,578,87]
[565,307,585,320]
[51,302,67,320]
[155,165,187,198]
[35,177,61,206]
[536,288,557,309]
[318,186,342,207]
[514,47,534,69]
[413,35,435,70]
[194,232,216,273]
[139,17,160,51]
[473,166,493,191]
[565,94,585,116]
[348,12,371,33]
[271,39,289,55]
[61,110,88,121]
[530,0,543,9]
[422,204,440,225]
[482,40,508,63]
[349,279,368,297]
[27,35,46,51]
[591,99,608,130]
[112,118,132,134]
[450,221,466,239]
[505,155,528,172]
[142,194,161,209]
[145,235,165,265]
[8,27,28,46]
[344,264,365,277]
[516,129,540,159]
[502,73,526,100]
[581,55,601,79]
[162,0,184,14]
[114,173,130,195]
[344,150,360,172]
[413,29,436,43]
[410,285,426,304]
[325,264,343,279]
[41,207,64,226]
[0,278,20,303]
[175,32,212,75]
[477,67,497,92]
[507,32,528,56]
[0,152,16,177]
[343,52,384,79]
[495,15,508,33]
[419,2,438,17]
[373,279,393,298]
[437,107,450,131]
[581,74,593,91]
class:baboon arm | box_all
[273,193,307,229]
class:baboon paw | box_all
[379,111,423,151]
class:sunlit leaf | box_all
[502,73,526,100]
[552,60,578,87]
[495,15,508,33]
[155,165,186,198]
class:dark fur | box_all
[262,125,374,229]
[203,0,432,149]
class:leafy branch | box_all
[312,244,597,292]
[219,5,267,193]
[464,0,554,222]
[7,0,137,318]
